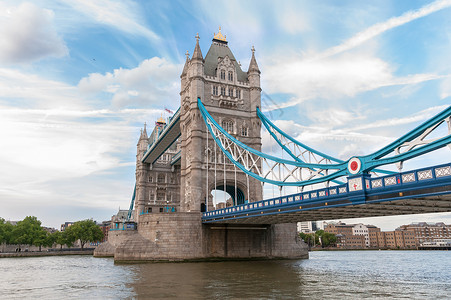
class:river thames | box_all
[1,250,450,299]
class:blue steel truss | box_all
[199,97,451,187]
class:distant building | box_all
[398,222,451,245]
[60,222,74,231]
[99,220,111,242]
[297,221,325,233]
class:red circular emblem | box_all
[350,161,358,171]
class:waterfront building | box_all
[325,222,418,249]
[398,222,451,245]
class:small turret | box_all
[181,50,190,77]
[191,33,203,62]
[248,46,261,113]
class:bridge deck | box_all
[202,163,451,224]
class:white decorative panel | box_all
[384,176,397,186]
[402,173,415,183]
[311,192,317,198]
[329,188,337,195]
[339,187,347,194]
[435,166,451,177]
[319,191,326,197]
[418,169,433,180]
[371,179,382,188]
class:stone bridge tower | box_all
[180,29,263,213]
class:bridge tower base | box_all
[94,215,308,261]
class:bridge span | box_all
[203,163,451,224]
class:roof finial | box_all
[213,26,227,42]
[195,33,200,42]
[144,122,147,131]
[185,50,189,58]
[251,45,255,54]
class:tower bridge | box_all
[94,29,451,262]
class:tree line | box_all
[299,230,337,248]
[0,216,104,251]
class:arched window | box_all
[212,86,218,95]
[221,86,226,95]
[228,71,233,81]
[222,120,234,133]
[228,87,233,97]
[220,70,225,80]
[236,89,241,99]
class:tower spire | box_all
[192,33,203,61]
[181,50,190,76]
[248,45,260,74]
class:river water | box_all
[1,250,450,299]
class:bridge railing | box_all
[202,162,451,221]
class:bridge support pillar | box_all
[203,223,308,259]
[95,214,308,261]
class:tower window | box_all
[236,89,241,99]
[222,120,234,133]
[228,71,233,81]
[221,87,226,96]
[228,87,233,97]
[241,127,248,137]
[220,70,225,80]
[213,86,218,96]
[157,174,165,183]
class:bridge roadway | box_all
[202,163,451,224]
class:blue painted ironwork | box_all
[257,107,396,176]
[199,98,450,187]
[127,183,136,221]
[198,98,349,186]
[202,163,451,223]
[359,106,451,172]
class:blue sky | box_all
[0,0,450,230]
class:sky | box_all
[0,0,450,231]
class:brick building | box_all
[398,222,451,245]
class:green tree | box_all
[316,230,337,247]
[52,230,75,250]
[68,219,103,250]
[12,216,45,247]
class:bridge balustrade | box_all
[202,163,451,222]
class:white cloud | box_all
[348,105,449,131]
[0,67,82,108]
[63,0,159,41]
[263,52,444,110]
[78,57,181,108]
[0,2,68,64]
[314,0,451,60]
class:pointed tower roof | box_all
[191,33,203,61]
[248,46,260,74]
[139,122,148,140]
[181,50,190,76]
[204,27,248,82]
